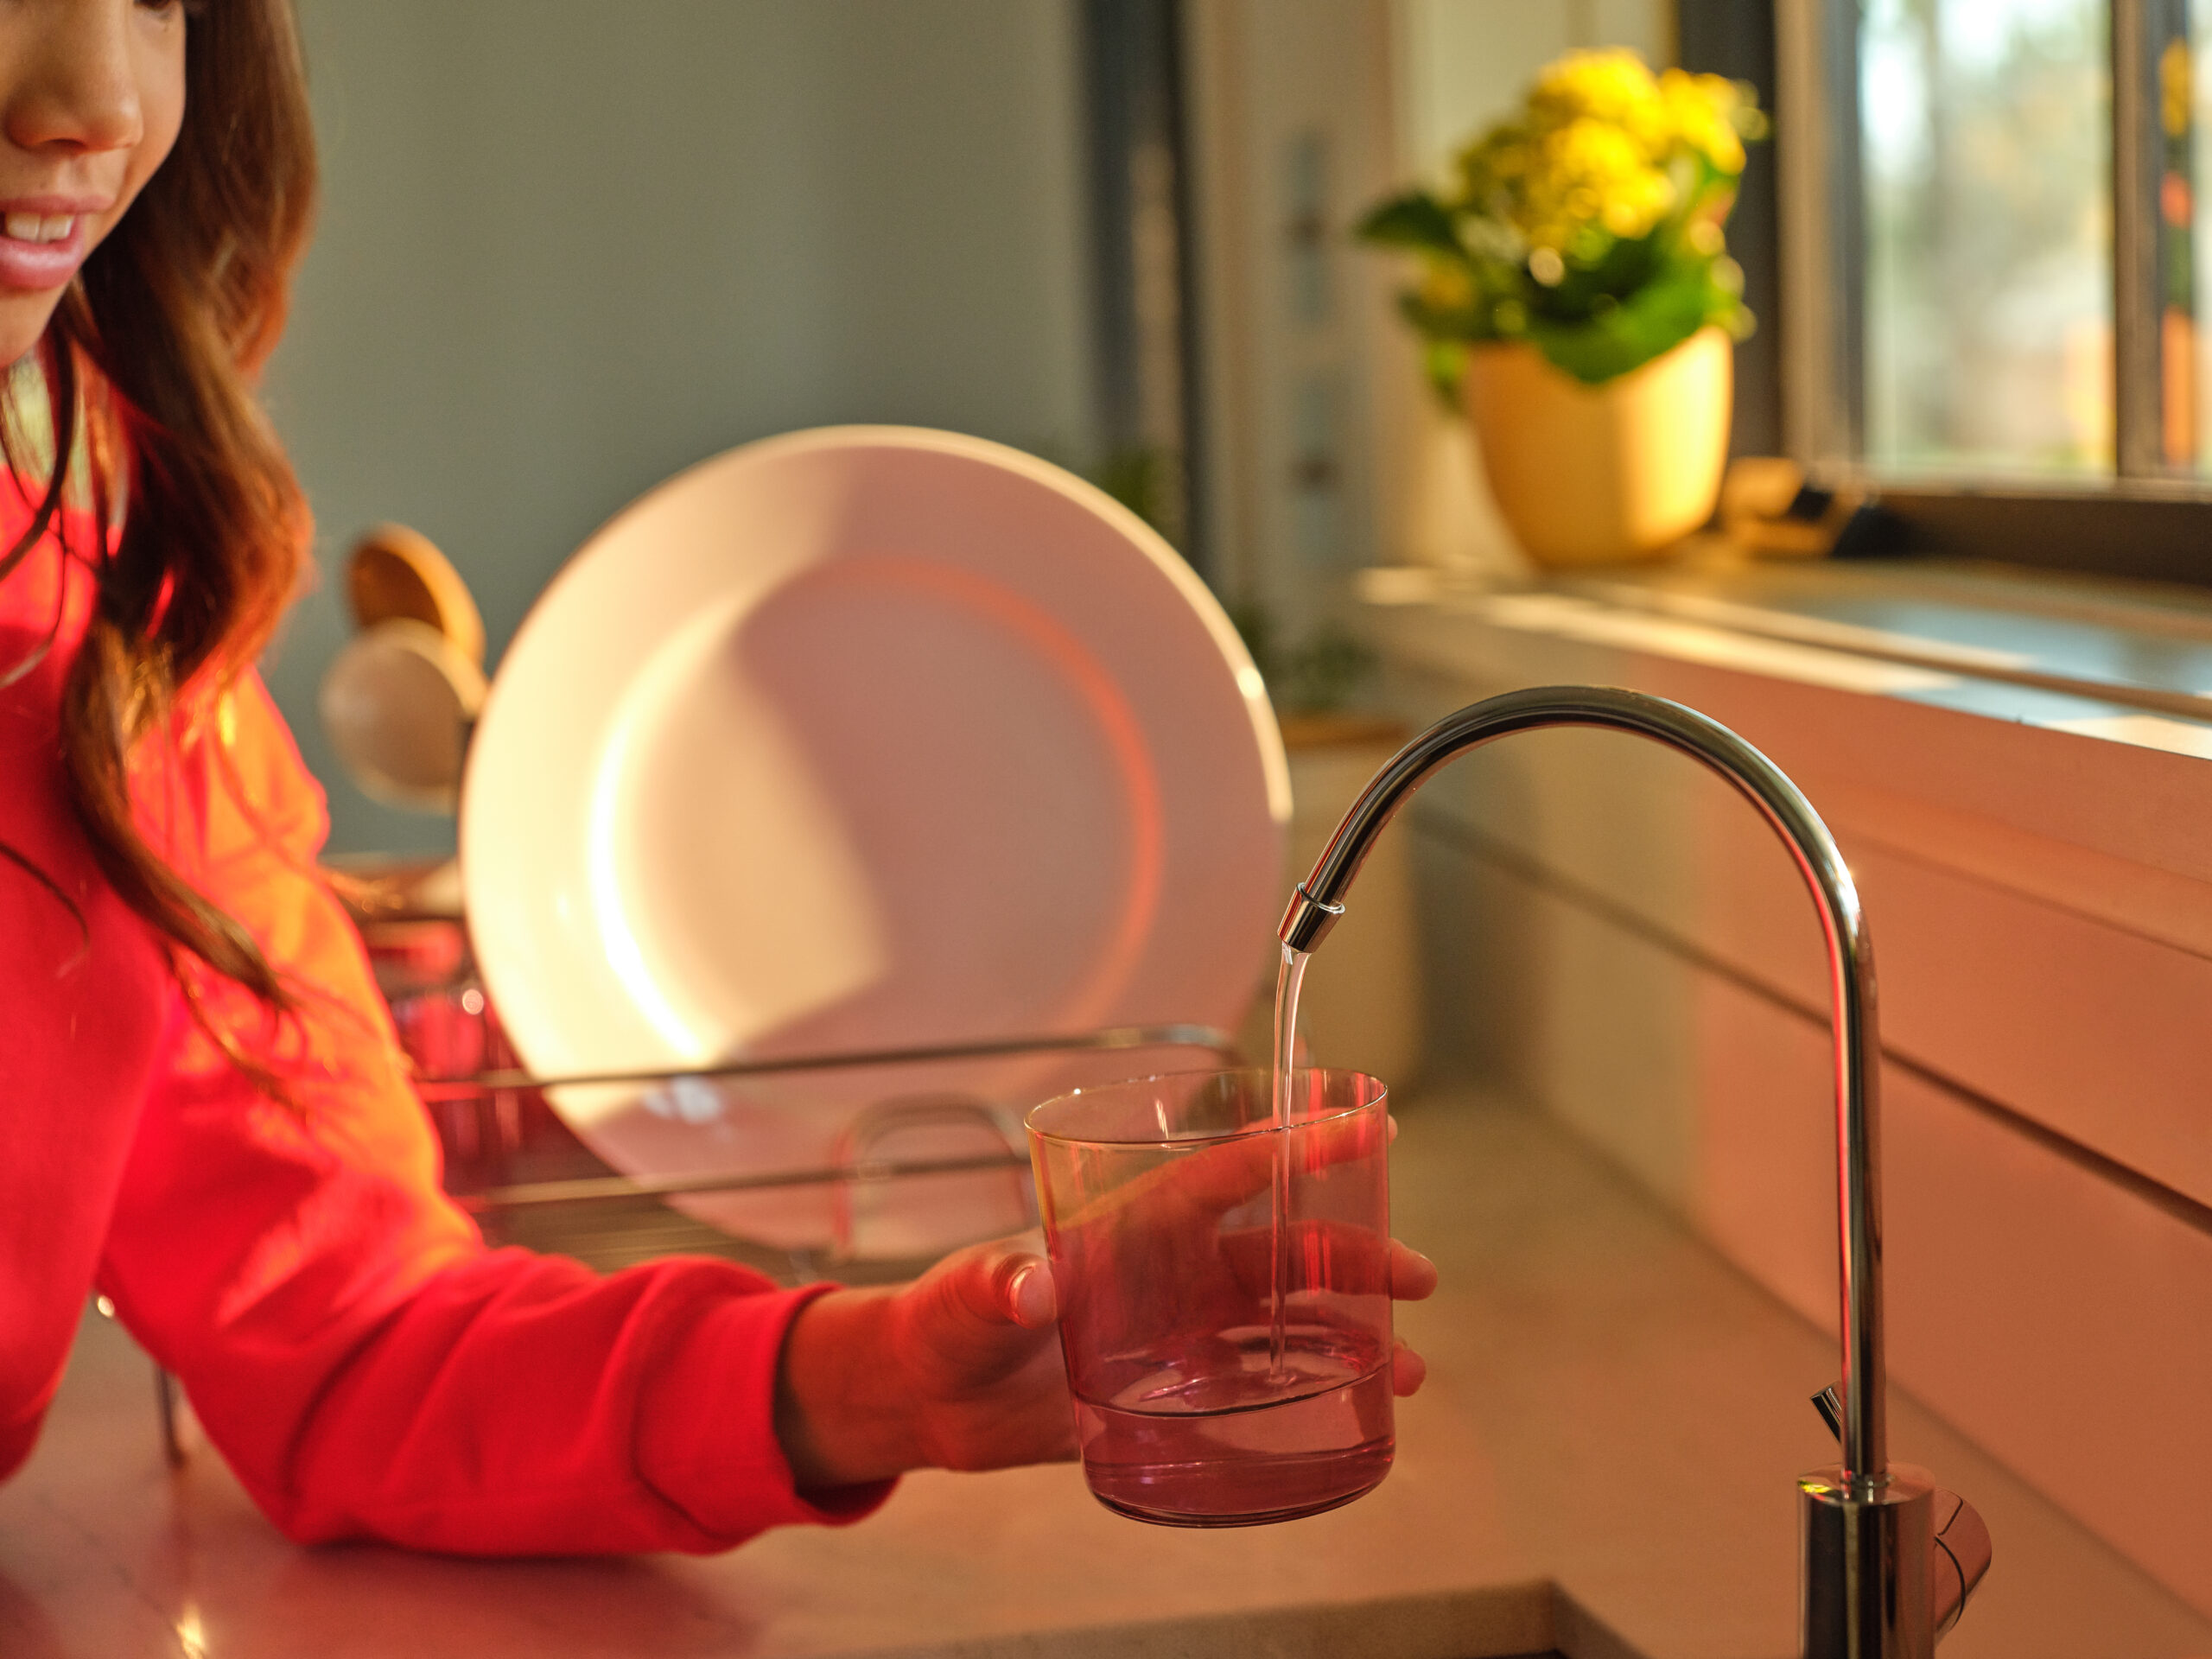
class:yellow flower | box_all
[1446,48,1760,269]
[1659,68,1751,172]
[1529,49,1665,138]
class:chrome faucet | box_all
[1280,686,1992,1659]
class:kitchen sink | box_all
[879,1581,1644,1659]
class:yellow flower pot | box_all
[1461,324,1732,567]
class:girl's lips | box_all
[0,211,92,292]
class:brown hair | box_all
[4,1,318,1018]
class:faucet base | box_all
[1799,1462,1936,1659]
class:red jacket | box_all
[0,508,886,1553]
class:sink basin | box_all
[882,1582,1644,1659]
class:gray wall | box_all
[264,0,1096,855]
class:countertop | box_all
[6,1093,2209,1659]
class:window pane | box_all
[1860,0,2113,477]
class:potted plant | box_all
[1360,50,1767,566]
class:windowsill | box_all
[1360,549,2212,741]
[1356,548,2212,966]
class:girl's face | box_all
[0,0,185,365]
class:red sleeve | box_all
[96,673,893,1554]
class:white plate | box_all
[461,428,1288,1249]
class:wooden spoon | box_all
[345,523,486,667]
[318,619,487,812]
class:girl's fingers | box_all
[1388,1238,1438,1301]
[1006,1259,1058,1329]
[1211,1226,1435,1302]
[913,1241,1056,1347]
[1390,1339,1427,1397]
[1095,1106,1393,1228]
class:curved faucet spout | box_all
[1279,685,1888,1488]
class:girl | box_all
[0,0,1432,1555]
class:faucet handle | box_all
[1930,1487,1993,1639]
[1810,1380,1993,1643]
[1812,1382,1846,1441]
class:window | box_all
[1694,0,2212,584]
[1859,0,2113,478]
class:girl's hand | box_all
[772,1232,1436,1492]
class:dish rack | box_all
[366,912,1243,1286]
[137,905,1242,1465]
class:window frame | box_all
[1700,0,2212,588]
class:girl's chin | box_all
[0,290,67,369]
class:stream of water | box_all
[1266,942,1309,1379]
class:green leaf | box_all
[1422,340,1468,409]
[1397,289,1487,341]
[1533,229,1667,322]
[1525,267,1717,384]
[1356,191,1465,257]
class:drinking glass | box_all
[1026,1068,1393,1527]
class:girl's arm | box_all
[94,671,888,1554]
